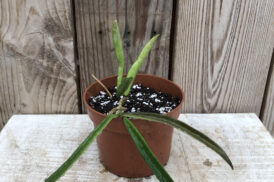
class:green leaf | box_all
[124,34,160,95]
[45,114,117,182]
[123,117,173,182]
[112,20,124,87]
[122,112,234,170]
[116,77,134,97]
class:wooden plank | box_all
[172,0,274,114]
[261,56,274,136]
[74,0,173,111]
[0,114,273,181]
[0,0,79,129]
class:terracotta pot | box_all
[83,74,184,178]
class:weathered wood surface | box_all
[261,57,274,136]
[0,0,79,129]
[172,0,274,115]
[0,114,273,181]
[74,0,173,110]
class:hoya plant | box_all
[46,20,233,182]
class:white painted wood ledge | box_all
[0,114,273,182]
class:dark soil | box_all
[88,84,180,114]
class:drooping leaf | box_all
[45,114,117,182]
[123,117,173,182]
[122,112,234,170]
[124,34,160,95]
[112,20,124,87]
[116,77,134,97]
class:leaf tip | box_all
[153,34,160,40]
[229,161,234,170]
[224,154,234,170]
[112,20,118,30]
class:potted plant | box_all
[46,20,233,182]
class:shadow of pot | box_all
[83,74,184,178]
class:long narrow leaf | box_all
[116,77,134,97]
[122,112,233,170]
[45,114,117,182]
[112,20,124,87]
[123,117,173,182]
[124,34,159,95]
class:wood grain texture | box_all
[74,0,173,111]
[0,0,79,129]
[0,114,273,181]
[261,56,274,136]
[172,0,274,114]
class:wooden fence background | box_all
[0,0,273,136]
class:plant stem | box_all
[108,96,127,115]
[91,74,112,98]
[117,97,127,114]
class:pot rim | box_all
[83,73,184,117]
